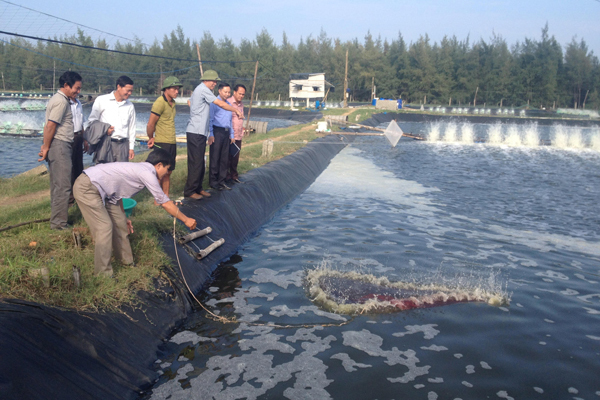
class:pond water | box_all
[144,121,600,400]
[0,103,296,178]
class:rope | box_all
[171,215,354,329]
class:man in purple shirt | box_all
[73,148,197,277]
[209,83,234,190]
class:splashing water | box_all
[461,123,475,144]
[590,128,600,151]
[428,122,441,142]
[522,123,540,147]
[487,123,503,145]
[504,125,522,146]
[552,125,570,148]
[443,123,458,142]
[306,261,509,315]
[567,128,585,149]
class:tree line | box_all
[0,24,598,109]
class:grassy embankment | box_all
[0,107,375,312]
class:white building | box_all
[289,73,334,107]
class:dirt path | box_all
[1,189,50,208]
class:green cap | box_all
[200,70,221,81]
[162,76,183,90]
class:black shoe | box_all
[220,184,232,191]
[233,178,244,184]
[52,224,73,231]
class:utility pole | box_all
[473,86,479,107]
[1,71,5,91]
[53,60,56,92]
[343,49,348,108]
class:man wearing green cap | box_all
[147,76,183,199]
[184,70,243,200]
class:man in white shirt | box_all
[87,76,136,162]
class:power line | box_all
[0,0,141,45]
[0,30,257,64]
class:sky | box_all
[2,0,600,56]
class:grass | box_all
[0,114,351,312]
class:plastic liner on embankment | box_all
[0,135,348,400]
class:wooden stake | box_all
[245,61,259,131]
[343,49,348,108]
[196,44,204,75]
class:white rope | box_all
[171,215,354,329]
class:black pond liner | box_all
[0,135,348,400]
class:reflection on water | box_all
[145,130,600,399]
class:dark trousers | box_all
[71,132,84,185]
[184,132,207,197]
[209,126,230,187]
[47,139,73,229]
[111,139,129,162]
[226,139,242,181]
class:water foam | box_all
[424,122,600,150]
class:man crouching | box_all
[73,148,196,277]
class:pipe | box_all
[179,227,212,244]
[196,238,225,260]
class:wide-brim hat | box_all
[200,70,221,81]
[162,76,183,90]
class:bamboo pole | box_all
[195,44,204,75]
[0,218,50,233]
[245,61,259,132]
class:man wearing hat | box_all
[147,76,183,198]
[184,70,243,200]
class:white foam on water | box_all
[472,225,600,258]
[307,147,440,214]
[497,390,515,400]
[421,345,448,352]
[342,330,431,384]
[170,331,215,345]
[330,353,372,372]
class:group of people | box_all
[38,69,247,277]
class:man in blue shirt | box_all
[209,83,235,190]
[184,71,242,200]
